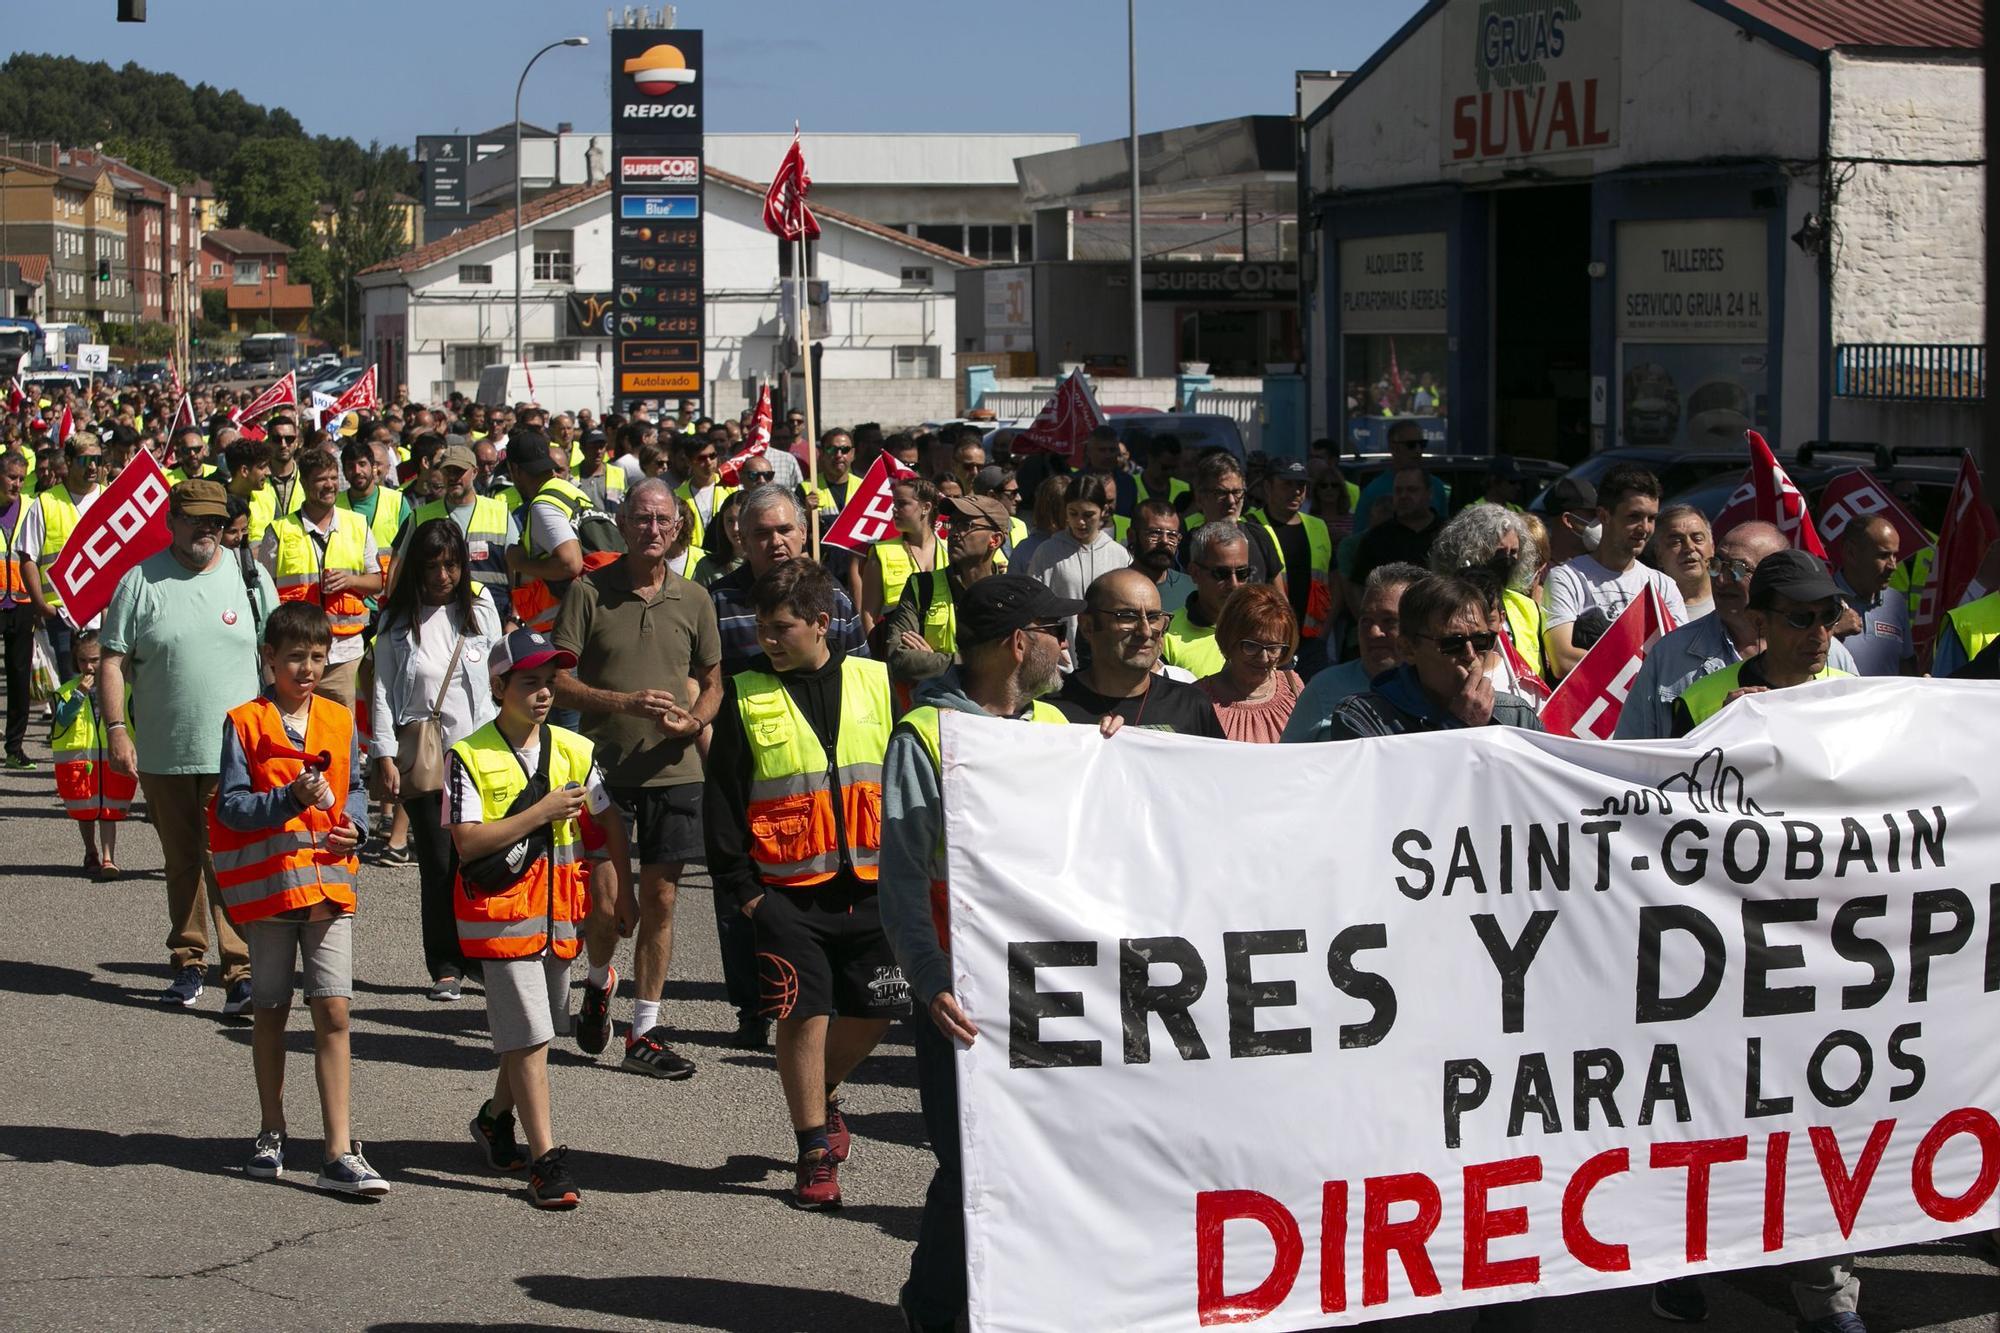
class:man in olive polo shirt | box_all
[552,478,722,1081]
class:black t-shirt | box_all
[1352,514,1440,589]
[1050,672,1227,738]
[1269,518,1312,622]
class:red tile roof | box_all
[1,254,49,285]
[1725,0,1980,50]
[362,166,978,276]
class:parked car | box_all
[1526,444,1754,514]
[1343,452,1568,518]
[1665,444,1968,535]
[131,362,169,386]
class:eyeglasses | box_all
[1234,639,1292,660]
[1100,608,1168,630]
[1202,487,1247,504]
[1023,621,1068,643]
[1137,527,1181,544]
[1709,557,1754,582]
[1776,606,1842,631]
[1200,563,1252,583]
[1420,631,1499,656]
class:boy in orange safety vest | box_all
[208,601,387,1197]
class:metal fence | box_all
[1834,343,1985,402]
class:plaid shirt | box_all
[708,562,870,678]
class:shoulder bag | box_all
[393,614,466,795]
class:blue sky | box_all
[12,0,1424,147]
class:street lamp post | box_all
[515,36,590,367]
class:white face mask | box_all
[1578,520,1603,553]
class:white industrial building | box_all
[1302,0,1983,458]
[358,165,978,421]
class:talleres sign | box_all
[948,679,2000,1331]
[1441,0,1621,168]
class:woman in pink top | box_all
[1198,583,1303,743]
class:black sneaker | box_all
[5,751,33,771]
[575,965,616,1056]
[728,1014,770,1050]
[621,1025,696,1080]
[470,1100,529,1171]
[527,1146,579,1209]
[1651,1277,1709,1323]
[427,974,462,1002]
[161,964,205,1008]
[377,843,411,867]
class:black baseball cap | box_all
[1544,476,1598,513]
[506,433,554,478]
[958,574,1085,649]
[1267,458,1308,482]
[581,428,608,447]
[1487,454,1523,480]
[1748,549,1842,610]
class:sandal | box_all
[94,862,122,881]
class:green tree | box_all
[217,138,323,247]
[315,149,411,346]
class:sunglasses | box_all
[1421,631,1499,656]
[1708,557,1754,582]
[1776,606,1842,631]
[740,469,774,483]
[1200,563,1252,583]
[825,445,855,456]
[1023,621,1068,644]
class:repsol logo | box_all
[622,104,699,119]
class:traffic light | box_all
[97,258,111,284]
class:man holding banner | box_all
[1323,574,1544,740]
[1673,550,1852,736]
[99,479,277,1012]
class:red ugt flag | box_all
[328,365,379,418]
[1011,369,1105,461]
[56,403,74,446]
[762,128,820,242]
[238,371,298,423]
[821,453,918,553]
[1540,586,1678,740]
[719,383,773,486]
[47,449,173,627]
[1918,453,2000,655]
[168,393,197,436]
[1713,430,1827,558]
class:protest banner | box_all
[1714,431,1827,558]
[944,678,2000,1331]
[1011,368,1104,460]
[47,449,171,626]
[1540,585,1675,739]
[820,453,916,553]
[237,371,297,422]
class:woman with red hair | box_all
[1197,583,1302,743]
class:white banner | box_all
[945,678,2000,1331]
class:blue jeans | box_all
[902,1012,965,1325]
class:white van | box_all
[475,360,607,417]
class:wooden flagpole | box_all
[798,226,819,562]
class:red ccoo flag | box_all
[1540,586,1678,740]
[1918,452,1999,657]
[1011,369,1105,461]
[237,371,298,423]
[821,453,917,553]
[168,393,196,436]
[1713,430,1827,558]
[47,449,173,627]
[328,365,379,417]
[719,383,773,486]
[761,127,821,242]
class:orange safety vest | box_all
[447,721,593,960]
[0,492,29,604]
[51,675,136,821]
[735,658,892,888]
[206,695,359,926]
[511,477,617,633]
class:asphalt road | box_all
[0,727,1993,1333]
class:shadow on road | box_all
[515,1273,901,1331]
[0,958,167,1008]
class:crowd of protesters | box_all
[2,369,1997,1333]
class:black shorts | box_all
[608,783,704,867]
[753,885,910,1021]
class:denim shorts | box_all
[247,910,355,1009]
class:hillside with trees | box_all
[0,53,417,345]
